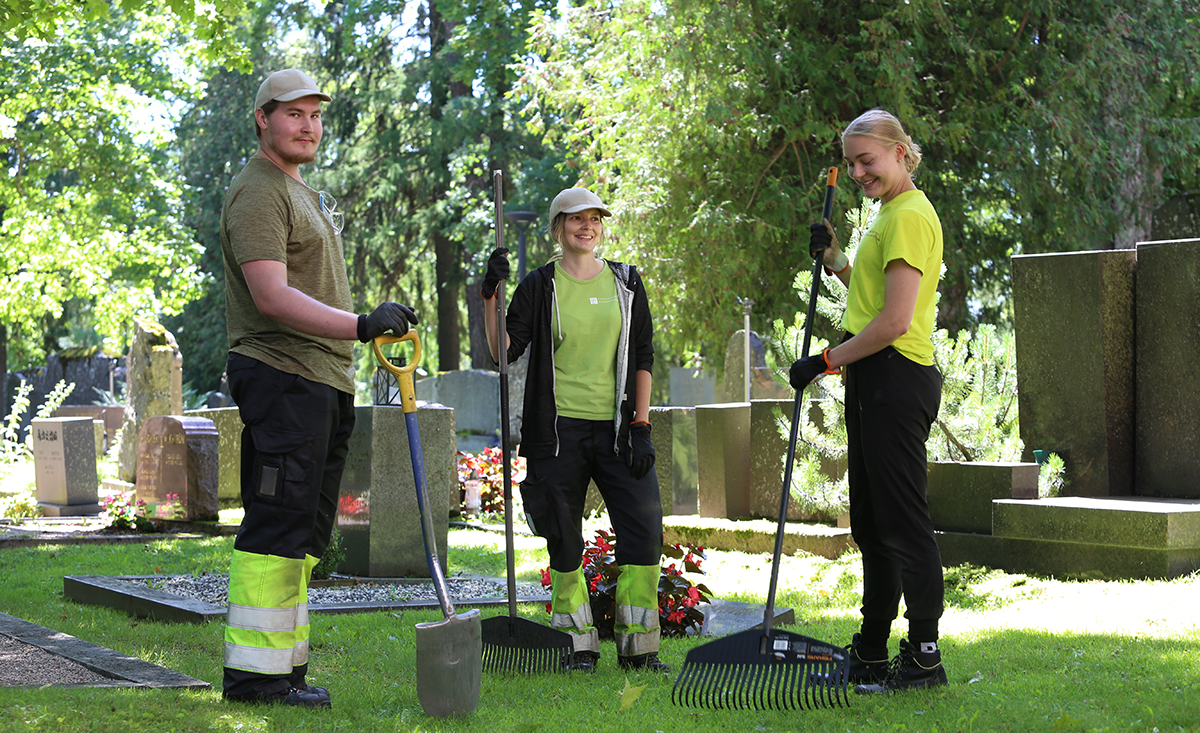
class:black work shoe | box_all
[566,651,600,673]
[296,681,330,698]
[618,653,672,673]
[855,639,947,694]
[225,686,332,708]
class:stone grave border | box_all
[0,612,210,690]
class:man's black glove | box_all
[358,302,419,343]
[809,221,833,260]
[789,349,837,389]
[629,421,655,479]
[481,247,510,299]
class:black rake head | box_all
[480,615,575,674]
[672,628,850,710]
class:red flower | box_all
[545,602,553,614]
[667,609,687,624]
[540,568,552,587]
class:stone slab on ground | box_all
[0,612,209,689]
[992,496,1200,548]
[700,598,795,637]
[937,530,1200,580]
[663,515,856,560]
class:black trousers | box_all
[224,353,355,696]
[521,416,663,571]
[844,343,944,628]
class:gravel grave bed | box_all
[121,574,546,607]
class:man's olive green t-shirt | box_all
[221,157,355,394]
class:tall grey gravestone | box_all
[722,330,790,403]
[31,417,100,516]
[1012,250,1136,497]
[117,317,183,483]
[337,404,455,577]
[1134,238,1200,498]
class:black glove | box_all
[809,221,833,260]
[357,302,419,343]
[789,349,835,389]
[629,421,656,479]
[481,247,510,299]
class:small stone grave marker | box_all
[31,417,100,516]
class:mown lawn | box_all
[0,527,1195,733]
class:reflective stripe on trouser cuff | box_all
[552,601,598,653]
[615,627,661,657]
[225,642,297,675]
[227,604,297,634]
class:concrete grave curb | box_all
[0,612,210,690]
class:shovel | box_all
[480,170,576,673]
[373,331,482,717]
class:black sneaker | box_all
[855,639,947,694]
[810,633,888,687]
[618,653,672,673]
[566,651,600,673]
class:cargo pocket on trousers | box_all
[518,463,553,541]
[249,428,315,510]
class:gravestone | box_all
[1151,194,1200,242]
[1012,250,1136,497]
[696,402,750,519]
[1134,238,1200,498]
[927,461,1038,534]
[722,329,790,403]
[135,416,219,521]
[651,406,698,515]
[30,417,100,516]
[54,406,124,456]
[668,366,716,407]
[748,398,845,522]
[337,404,455,577]
[415,369,499,453]
[183,407,242,502]
[117,317,183,483]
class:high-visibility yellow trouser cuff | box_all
[224,550,305,675]
[550,567,598,653]
[614,564,661,657]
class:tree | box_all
[519,0,1200,369]
[1,12,209,372]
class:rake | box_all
[480,170,575,673]
[672,167,850,711]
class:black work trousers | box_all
[521,416,663,571]
[844,343,944,629]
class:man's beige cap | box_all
[254,69,332,111]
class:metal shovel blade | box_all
[415,608,483,717]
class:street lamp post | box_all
[504,210,539,282]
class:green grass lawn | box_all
[0,527,1195,733]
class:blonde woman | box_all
[791,109,946,693]
[482,187,665,673]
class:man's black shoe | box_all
[225,686,332,708]
[855,638,947,694]
[566,650,600,673]
[845,633,890,684]
[618,653,672,673]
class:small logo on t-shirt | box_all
[590,297,599,305]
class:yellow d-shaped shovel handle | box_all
[372,330,421,414]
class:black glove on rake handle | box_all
[671,167,850,712]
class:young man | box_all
[220,68,418,708]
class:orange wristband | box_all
[822,348,842,375]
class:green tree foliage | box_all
[1,12,209,368]
[520,0,1200,368]
[2,0,251,68]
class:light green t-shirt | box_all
[842,189,943,365]
[221,157,356,393]
[553,264,620,420]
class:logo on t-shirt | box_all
[590,298,599,305]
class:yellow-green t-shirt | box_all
[553,264,620,420]
[842,189,943,365]
[221,157,356,393]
